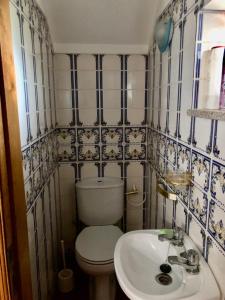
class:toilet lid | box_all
[75,225,123,263]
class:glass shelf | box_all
[187,109,225,121]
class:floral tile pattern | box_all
[101,127,123,144]
[22,148,32,180]
[56,128,76,162]
[192,151,210,192]
[177,143,191,172]
[125,127,146,143]
[102,144,123,161]
[158,134,167,156]
[78,145,100,161]
[77,128,100,144]
[190,187,208,227]
[211,161,225,206]
[208,200,225,251]
[166,138,177,165]
[125,144,146,160]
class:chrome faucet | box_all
[168,249,200,274]
[158,227,184,247]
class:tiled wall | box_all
[10,0,60,299]
[148,0,225,296]
[10,0,225,297]
[54,54,150,239]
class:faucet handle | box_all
[186,249,199,266]
[179,251,188,263]
[173,227,184,241]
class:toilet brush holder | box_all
[58,268,74,293]
[58,240,74,293]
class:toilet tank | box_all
[76,177,124,225]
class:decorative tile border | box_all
[125,127,146,143]
[102,144,123,161]
[190,187,208,227]
[177,143,191,172]
[125,144,146,161]
[102,127,123,144]
[208,200,225,251]
[191,151,210,192]
[211,161,225,206]
[78,145,100,161]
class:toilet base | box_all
[89,273,116,300]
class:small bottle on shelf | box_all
[220,49,225,109]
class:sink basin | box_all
[114,230,220,300]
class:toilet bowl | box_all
[75,225,123,300]
[75,177,124,300]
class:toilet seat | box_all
[75,225,123,264]
[76,252,114,265]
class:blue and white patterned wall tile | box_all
[193,118,214,154]
[102,162,123,178]
[213,121,225,162]
[78,145,100,161]
[31,142,40,172]
[77,128,100,144]
[191,151,210,191]
[22,147,32,180]
[211,161,225,206]
[175,200,188,230]
[208,200,225,251]
[25,178,33,210]
[177,143,191,171]
[33,167,42,200]
[56,129,76,162]
[158,134,167,157]
[125,127,146,144]
[102,145,123,161]
[125,144,146,161]
[190,186,208,227]
[158,154,166,175]
[166,138,177,166]
[177,186,190,206]
[188,216,206,254]
[102,127,123,144]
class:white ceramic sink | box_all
[114,230,221,300]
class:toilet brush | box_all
[58,240,74,293]
[61,240,66,270]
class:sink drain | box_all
[155,273,172,286]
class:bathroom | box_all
[0,0,225,299]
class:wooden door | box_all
[0,0,33,299]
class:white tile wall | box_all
[149,1,225,297]
[54,54,150,234]
[10,1,60,299]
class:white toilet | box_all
[75,177,124,300]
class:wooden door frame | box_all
[0,0,33,299]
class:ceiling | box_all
[37,0,170,54]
